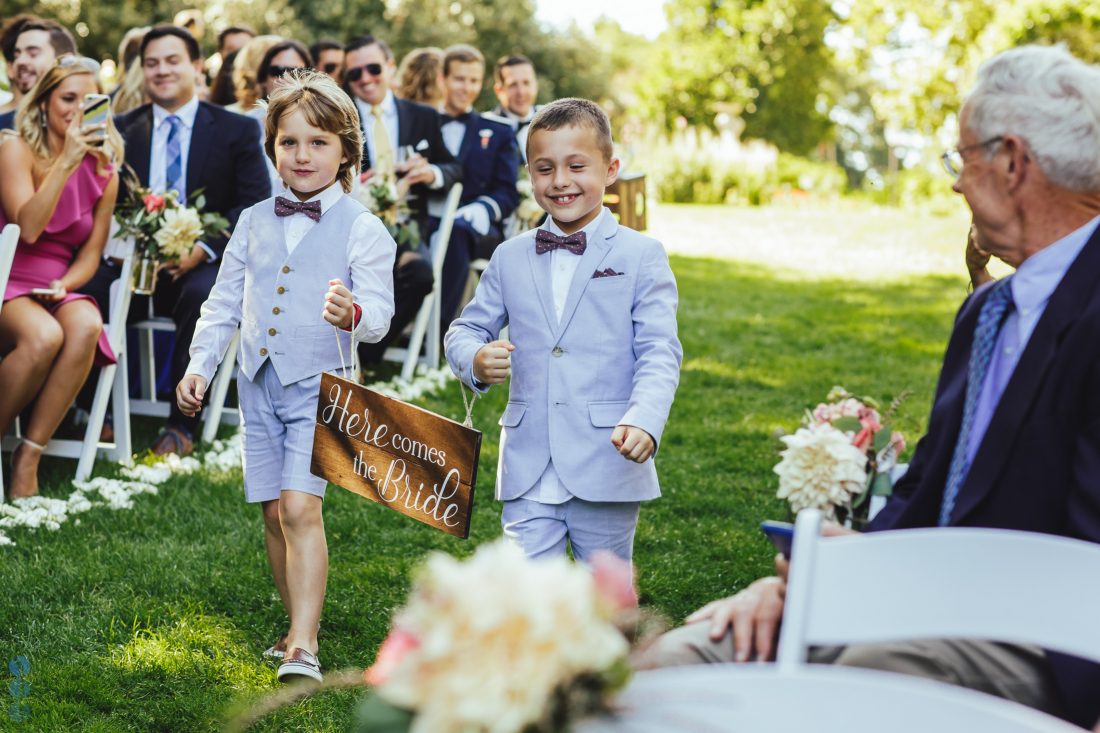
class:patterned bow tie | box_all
[274,196,322,222]
[535,229,587,255]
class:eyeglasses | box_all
[942,136,1004,178]
[266,65,306,79]
[322,62,340,75]
[57,55,101,73]
[345,63,384,82]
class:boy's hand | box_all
[176,374,208,417]
[473,339,514,384]
[611,424,655,463]
[324,279,354,329]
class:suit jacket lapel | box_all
[555,213,617,339]
[186,103,213,202]
[457,114,479,162]
[527,239,558,333]
[126,107,154,186]
[955,224,1100,521]
[395,98,411,148]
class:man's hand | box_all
[398,153,435,186]
[611,424,655,462]
[473,339,514,384]
[167,244,207,281]
[323,278,355,329]
[685,576,787,662]
[176,374,208,417]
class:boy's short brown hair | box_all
[442,44,484,77]
[526,97,613,163]
[264,70,363,193]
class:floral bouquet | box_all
[515,168,546,231]
[355,172,420,250]
[774,386,907,527]
[114,167,229,294]
[357,540,639,733]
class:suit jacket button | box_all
[552,346,564,357]
[281,265,291,274]
[277,286,286,294]
[259,347,268,356]
[272,306,280,315]
[268,327,277,336]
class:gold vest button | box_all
[272,307,280,315]
[281,265,291,274]
[277,286,286,294]
[259,347,268,356]
[268,328,277,336]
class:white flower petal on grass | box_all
[775,423,869,518]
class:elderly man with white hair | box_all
[640,44,1100,729]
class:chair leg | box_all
[202,331,239,444]
[402,296,433,382]
[112,348,132,463]
[76,364,115,481]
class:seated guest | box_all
[111,26,151,115]
[310,38,344,81]
[0,57,123,498]
[210,25,254,79]
[251,40,313,190]
[0,14,40,114]
[430,44,517,328]
[0,17,77,129]
[208,47,239,106]
[640,45,1100,730]
[226,34,281,114]
[396,47,444,109]
[341,34,461,365]
[485,54,541,164]
[79,25,270,456]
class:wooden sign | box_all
[310,372,481,538]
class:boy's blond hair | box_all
[264,70,363,193]
[526,97,613,163]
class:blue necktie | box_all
[938,276,1015,526]
[165,115,184,197]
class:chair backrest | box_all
[776,509,1100,669]
[431,183,463,279]
[576,664,1081,733]
[0,224,20,312]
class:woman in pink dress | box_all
[0,57,123,498]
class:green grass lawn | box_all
[1,204,972,731]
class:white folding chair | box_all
[0,223,21,500]
[777,509,1100,669]
[1,244,135,484]
[384,182,463,381]
[577,664,1081,733]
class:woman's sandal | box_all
[277,647,323,683]
[151,426,193,457]
[9,438,45,499]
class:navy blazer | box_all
[114,102,271,259]
[869,223,1100,727]
[442,112,518,229]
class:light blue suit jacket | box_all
[445,211,682,501]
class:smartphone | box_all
[761,520,795,559]
[30,287,63,296]
[81,93,111,143]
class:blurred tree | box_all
[642,0,837,156]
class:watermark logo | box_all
[8,656,30,722]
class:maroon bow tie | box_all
[274,196,322,222]
[535,229,587,255]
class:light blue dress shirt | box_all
[965,216,1100,464]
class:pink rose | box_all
[852,426,874,452]
[363,628,419,686]
[143,193,166,213]
[590,551,638,612]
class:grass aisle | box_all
[1,249,966,731]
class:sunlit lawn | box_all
[1,202,976,731]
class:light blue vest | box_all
[237,195,366,386]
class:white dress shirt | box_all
[441,117,465,157]
[520,207,610,505]
[150,96,216,260]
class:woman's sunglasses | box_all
[57,55,101,73]
[345,63,384,82]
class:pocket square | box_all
[593,268,624,278]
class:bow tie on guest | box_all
[442,111,473,124]
[535,229,587,255]
[274,196,322,222]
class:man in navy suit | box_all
[641,45,1100,729]
[431,44,518,328]
[342,34,463,363]
[484,54,542,165]
[79,25,270,455]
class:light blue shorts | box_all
[237,362,326,503]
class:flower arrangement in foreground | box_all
[354,172,420,250]
[774,386,907,526]
[357,540,638,733]
[514,169,546,231]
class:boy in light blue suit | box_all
[445,98,682,562]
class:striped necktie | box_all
[938,276,1015,526]
[165,115,184,197]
